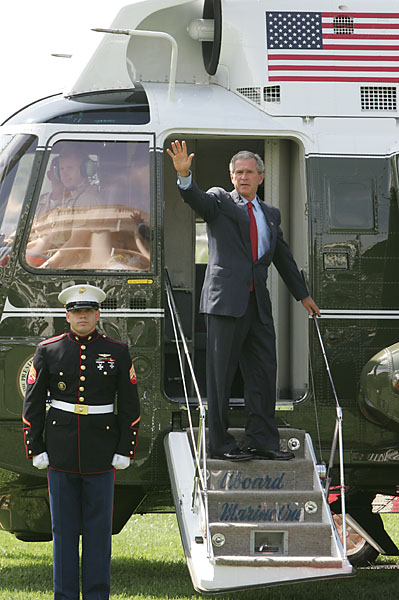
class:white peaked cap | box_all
[58,284,106,310]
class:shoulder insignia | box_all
[129,361,137,384]
[40,333,67,346]
[27,361,37,384]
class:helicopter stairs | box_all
[164,427,354,593]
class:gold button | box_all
[52,420,56,425]
[104,371,107,375]
[130,451,134,455]
[28,450,32,454]
[79,386,84,392]
[133,431,136,435]
[80,376,85,381]
[59,371,63,376]
[131,441,135,445]
[103,334,106,338]
[81,354,86,360]
[106,426,110,430]
[79,397,84,402]
[26,440,30,444]
[81,365,86,370]
[75,336,79,341]
[81,345,86,350]
[88,336,92,340]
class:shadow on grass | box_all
[0,553,195,596]
[0,552,53,593]
[3,554,399,600]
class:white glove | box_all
[112,453,131,470]
[32,452,49,469]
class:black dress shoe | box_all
[246,447,295,460]
[210,448,254,461]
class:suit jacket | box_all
[180,182,308,324]
[22,330,140,474]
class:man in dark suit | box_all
[167,140,319,462]
[22,284,140,600]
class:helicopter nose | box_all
[358,343,399,431]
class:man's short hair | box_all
[229,151,264,175]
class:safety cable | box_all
[308,345,324,464]
[302,270,347,557]
[164,268,212,558]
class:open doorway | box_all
[163,136,309,407]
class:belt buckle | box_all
[74,404,89,415]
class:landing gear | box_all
[333,513,379,567]
[329,488,399,567]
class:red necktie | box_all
[247,201,258,291]
[247,201,258,262]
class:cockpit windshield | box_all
[0,134,38,267]
[25,139,151,271]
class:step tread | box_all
[207,489,323,499]
[208,521,332,529]
[205,456,311,466]
[190,427,308,459]
[213,556,344,568]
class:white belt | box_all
[50,399,114,415]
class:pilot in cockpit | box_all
[25,141,151,271]
[26,146,99,268]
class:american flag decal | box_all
[266,12,399,82]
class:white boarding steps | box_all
[164,427,353,593]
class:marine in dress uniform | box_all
[22,284,140,600]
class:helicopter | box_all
[1,0,399,592]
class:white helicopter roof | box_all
[65,0,399,121]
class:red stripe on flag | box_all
[322,12,399,18]
[322,22,399,29]
[323,43,399,50]
[268,64,399,72]
[323,34,399,39]
[269,75,399,82]
[268,53,399,61]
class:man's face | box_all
[59,155,85,190]
[66,308,99,336]
[230,158,264,201]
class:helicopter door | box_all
[163,136,309,406]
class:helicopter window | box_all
[327,178,375,231]
[25,139,151,271]
[0,134,38,267]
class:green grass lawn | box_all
[1,514,399,599]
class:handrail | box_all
[164,269,212,558]
[300,270,347,557]
[92,28,178,101]
[312,313,347,557]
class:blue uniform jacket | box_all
[22,329,140,474]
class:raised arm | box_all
[166,140,195,176]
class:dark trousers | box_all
[48,469,115,600]
[205,292,279,454]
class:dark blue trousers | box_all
[205,292,279,454]
[48,469,115,600]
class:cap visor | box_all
[66,301,99,311]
